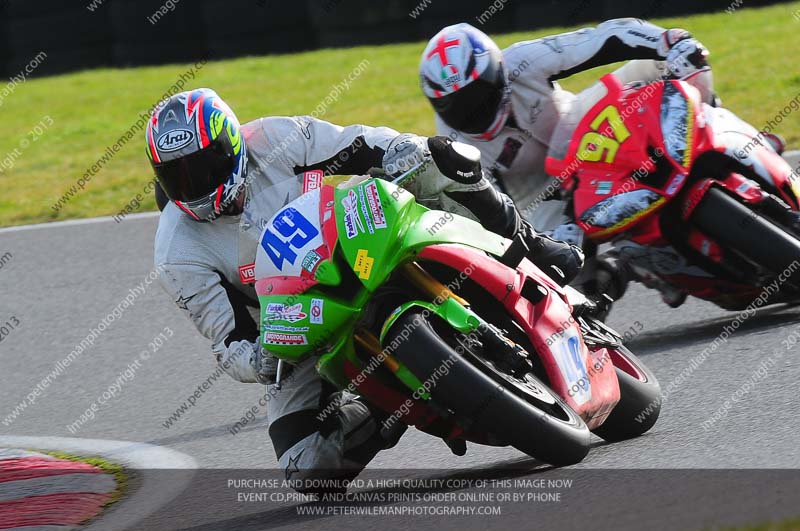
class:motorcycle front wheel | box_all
[590,344,661,442]
[385,310,591,466]
[691,187,800,285]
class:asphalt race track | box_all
[2,214,800,530]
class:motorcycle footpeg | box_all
[594,293,614,317]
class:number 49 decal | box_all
[261,207,320,269]
[576,105,631,164]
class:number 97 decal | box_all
[261,207,320,269]
[576,105,631,164]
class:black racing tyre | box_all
[591,345,661,442]
[690,187,800,284]
[386,311,590,466]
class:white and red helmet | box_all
[420,23,510,140]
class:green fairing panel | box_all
[334,180,508,292]
[260,178,508,395]
[258,293,359,362]
[316,335,356,389]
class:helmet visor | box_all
[432,68,505,134]
[153,133,235,203]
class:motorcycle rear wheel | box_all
[386,310,591,466]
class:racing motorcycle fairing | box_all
[254,178,621,430]
[546,74,710,240]
[413,244,620,429]
[545,72,800,307]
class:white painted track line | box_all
[0,211,160,234]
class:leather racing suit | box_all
[433,18,713,235]
[154,115,549,488]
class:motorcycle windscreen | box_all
[660,82,695,169]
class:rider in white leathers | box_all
[420,19,715,233]
[420,19,787,306]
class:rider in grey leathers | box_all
[148,88,582,490]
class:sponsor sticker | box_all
[302,170,323,194]
[440,64,461,88]
[341,189,365,239]
[358,186,375,235]
[301,250,323,274]
[264,332,308,345]
[310,298,324,324]
[735,180,754,194]
[263,324,310,332]
[239,263,256,284]
[265,303,307,323]
[354,249,374,280]
[552,331,591,406]
[157,128,195,152]
[364,181,387,228]
[595,181,613,195]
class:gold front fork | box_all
[400,262,469,307]
[353,330,401,372]
[353,262,468,370]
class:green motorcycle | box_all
[254,168,661,466]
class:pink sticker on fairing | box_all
[302,170,324,194]
[364,181,387,229]
[239,263,256,284]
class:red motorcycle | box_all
[546,74,800,310]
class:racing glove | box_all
[664,38,710,80]
[253,345,280,384]
[658,29,715,105]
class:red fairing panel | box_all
[513,258,620,429]
[418,243,518,302]
[418,244,620,429]
[318,185,340,256]
[682,175,766,222]
[342,358,439,429]
[255,276,316,298]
